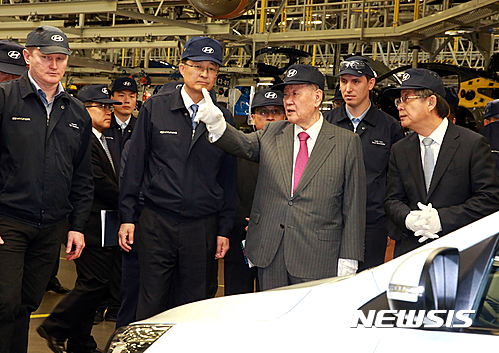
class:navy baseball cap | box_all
[111,77,138,93]
[384,68,446,98]
[26,26,70,56]
[272,64,325,91]
[0,40,27,75]
[181,37,223,66]
[485,100,499,119]
[338,56,375,77]
[444,85,459,106]
[77,85,122,104]
[251,89,284,112]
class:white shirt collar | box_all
[418,118,448,146]
[115,115,131,128]
[293,114,324,142]
[92,127,102,139]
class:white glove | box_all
[405,207,431,233]
[409,202,442,243]
[194,88,226,136]
[337,258,358,276]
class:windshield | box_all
[473,251,499,328]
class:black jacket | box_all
[119,89,237,238]
[102,114,137,173]
[84,134,120,247]
[0,72,94,231]
[325,104,404,227]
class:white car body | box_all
[108,211,499,352]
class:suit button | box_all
[280,224,284,229]
[288,200,293,206]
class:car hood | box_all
[136,276,348,324]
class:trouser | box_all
[224,234,257,295]
[41,245,115,353]
[0,216,66,353]
[358,226,388,271]
[96,246,122,317]
[136,208,219,320]
[257,238,317,291]
[116,242,139,328]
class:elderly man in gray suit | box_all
[196,64,366,290]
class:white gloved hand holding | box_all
[194,88,226,136]
[412,202,442,242]
[405,205,431,233]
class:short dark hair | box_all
[415,88,450,119]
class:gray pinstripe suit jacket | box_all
[215,119,366,279]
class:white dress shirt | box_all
[418,118,448,169]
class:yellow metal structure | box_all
[458,77,499,108]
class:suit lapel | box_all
[293,122,335,197]
[404,133,427,201]
[93,134,119,183]
[276,124,294,195]
[427,124,459,199]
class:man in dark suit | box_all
[95,77,138,324]
[325,56,404,270]
[224,88,286,295]
[38,85,122,353]
[197,64,366,291]
[384,68,499,257]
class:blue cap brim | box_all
[38,45,70,56]
[184,55,223,66]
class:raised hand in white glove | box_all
[194,88,226,136]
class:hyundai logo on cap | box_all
[287,69,298,77]
[123,81,131,86]
[202,46,215,54]
[51,35,64,42]
[8,51,21,60]
[101,87,109,94]
[402,73,411,81]
[264,91,278,99]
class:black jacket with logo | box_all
[0,72,94,231]
[325,104,404,227]
[119,89,237,238]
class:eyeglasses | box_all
[86,104,113,110]
[184,62,219,75]
[394,95,424,107]
[340,60,369,71]
[254,108,285,116]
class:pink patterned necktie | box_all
[293,131,310,193]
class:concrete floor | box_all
[28,248,225,353]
